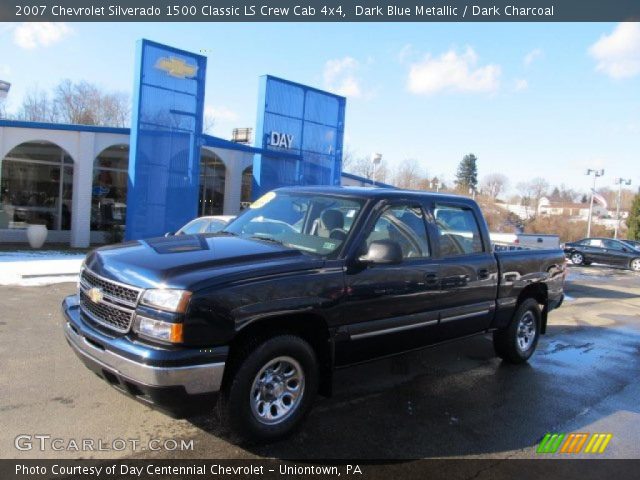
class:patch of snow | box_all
[0,251,85,286]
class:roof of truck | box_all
[274,185,477,204]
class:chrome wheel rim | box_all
[516,311,536,352]
[250,356,305,425]
[571,253,583,264]
[632,259,640,272]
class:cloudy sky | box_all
[0,22,638,193]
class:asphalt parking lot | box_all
[1,265,639,460]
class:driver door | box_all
[337,201,442,365]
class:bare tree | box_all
[393,158,422,189]
[17,88,58,122]
[341,145,355,172]
[517,177,549,216]
[480,173,509,199]
[348,155,389,183]
[16,80,129,127]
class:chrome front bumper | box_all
[62,295,226,396]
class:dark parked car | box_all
[563,237,640,271]
[62,187,565,441]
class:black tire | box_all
[493,298,541,364]
[570,252,584,265]
[218,335,318,442]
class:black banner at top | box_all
[1,0,640,22]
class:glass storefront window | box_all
[199,149,226,216]
[0,141,73,230]
[91,145,129,231]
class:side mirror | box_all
[164,231,174,237]
[358,240,403,265]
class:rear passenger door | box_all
[428,202,499,340]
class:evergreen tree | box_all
[627,193,640,240]
[455,154,478,191]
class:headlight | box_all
[141,289,192,313]
[136,316,183,343]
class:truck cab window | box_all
[434,205,483,256]
[365,205,430,259]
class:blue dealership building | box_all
[0,40,377,247]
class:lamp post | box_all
[371,153,382,187]
[585,168,604,237]
[432,177,440,192]
[613,177,631,239]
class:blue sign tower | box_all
[252,76,346,199]
[125,40,207,240]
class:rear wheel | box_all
[630,258,640,272]
[218,335,318,442]
[494,298,541,364]
[570,252,584,265]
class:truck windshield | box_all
[224,191,364,257]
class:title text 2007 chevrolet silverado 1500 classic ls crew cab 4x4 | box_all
[62,187,565,441]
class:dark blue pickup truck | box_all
[62,187,565,441]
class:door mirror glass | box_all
[359,240,403,265]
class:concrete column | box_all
[224,156,242,216]
[70,132,95,247]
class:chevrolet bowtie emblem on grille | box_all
[88,287,104,304]
[154,56,198,79]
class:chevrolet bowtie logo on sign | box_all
[154,57,198,79]
[87,287,104,304]
[537,432,613,454]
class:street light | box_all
[432,177,440,192]
[371,153,382,187]
[585,168,604,237]
[613,177,632,239]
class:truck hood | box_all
[84,234,323,291]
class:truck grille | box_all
[79,268,142,333]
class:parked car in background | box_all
[167,215,236,236]
[563,237,640,271]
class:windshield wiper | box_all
[249,235,285,245]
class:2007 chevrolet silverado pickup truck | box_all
[62,187,565,441]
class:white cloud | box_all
[407,47,501,95]
[523,48,543,67]
[589,22,640,79]
[13,22,72,49]
[514,79,528,91]
[204,105,239,122]
[323,57,362,98]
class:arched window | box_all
[199,149,226,216]
[0,141,73,230]
[241,165,253,210]
[92,145,129,231]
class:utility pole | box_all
[371,153,382,187]
[585,168,604,238]
[614,177,631,239]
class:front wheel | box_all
[630,258,640,272]
[570,252,584,265]
[493,298,541,364]
[218,335,318,442]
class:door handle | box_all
[478,268,490,279]
[424,272,439,285]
